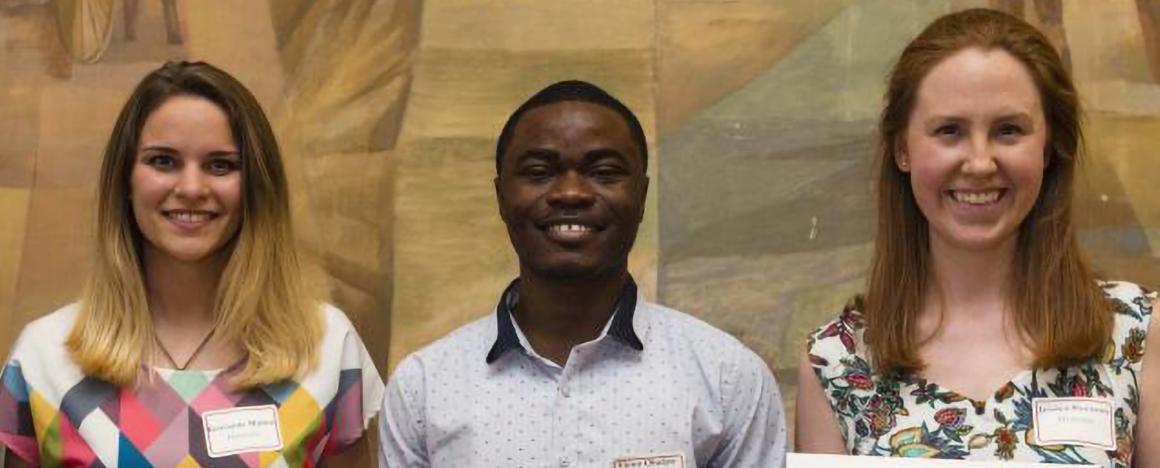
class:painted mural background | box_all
[1,0,1158,455]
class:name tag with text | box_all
[202,405,284,457]
[612,452,686,468]
[1032,397,1116,450]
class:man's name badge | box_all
[612,452,686,468]
[1031,397,1116,450]
[202,405,284,457]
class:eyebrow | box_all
[583,148,631,166]
[138,145,240,157]
[514,148,559,165]
[924,110,1035,124]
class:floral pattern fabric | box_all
[807,281,1155,467]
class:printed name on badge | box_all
[612,452,686,468]
[1031,397,1116,450]
[202,404,284,457]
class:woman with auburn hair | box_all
[0,61,382,467]
[796,8,1157,466]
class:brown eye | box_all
[520,165,553,181]
[146,155,177,170]
[995,124,1024,139]
[207,158,240,176]
[934,125,961,138]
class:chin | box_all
[938,229,1019,252]
[525,261,622,283]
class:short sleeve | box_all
[710,349,787,468]
[806,297,869,386]
[1102,281,1155,374]
[378,354,430,468]
[318,305,386,456]
[0,359,38,466]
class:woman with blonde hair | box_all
[1,61,382,467]
[796,8,1157,466]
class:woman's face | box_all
[130,95,243,265]
[901,47,1048,253]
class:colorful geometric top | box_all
[0,303,384,467]
[807,281,1154,468]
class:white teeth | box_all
[168,211,212,223]
[549,223,593,233]
[952,190,1001,205]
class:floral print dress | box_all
[806,281,1155,467]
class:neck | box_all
[143,247,224,329]
[514,268,630,365]
[926,233,1017,321]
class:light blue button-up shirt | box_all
[379,280,787,467]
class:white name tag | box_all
[612,452,686,468]
[1032,397,1116,450]
[202,405,284,457]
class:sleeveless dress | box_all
[806,281,1155,467]
[0,303,383,467]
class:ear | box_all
[494,176,509,223]
[895,150,911,173]
[637,175,650,221]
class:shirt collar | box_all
[485,276,643,364]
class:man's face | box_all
[496,100,648,283]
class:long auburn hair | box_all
[864,8,1110,373]
[68,61,321,388]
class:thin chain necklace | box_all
[154,326,218,371]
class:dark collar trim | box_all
[485,277,643,364]
[485,280,523,364]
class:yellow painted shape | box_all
[260,450,280,467]
[28,390,56,443]
[176,454,202,468]
[277,388,322,442]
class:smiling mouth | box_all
[164,209,218,224]
[540,221,602,243]
[547,223,595,234]
[948,189,1005,206]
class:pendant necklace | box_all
[154,326,217,371]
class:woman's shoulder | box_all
[310,303,380,375]
[9,303,81,357]
[4,303,88,398]
[806,295,870,372]
[1098,280,1155,326]
[319,303,357,334]
[807,295,868,350]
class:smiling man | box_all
[379,81,787,468]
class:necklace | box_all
[154,326,217,371]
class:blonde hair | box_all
[68,61,321,388]
[865,9,1111,373]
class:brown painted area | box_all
[1140,0,1160,83]
[657,1,851,134]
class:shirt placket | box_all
[552,341,596,468]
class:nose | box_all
[961,133,998,176]
[546,171,595,209]
[174,166,210,199]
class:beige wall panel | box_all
[181,0,284,108]
[657,0,852,132]
[402,49,656,141]
[0,189,31,353]
[422,0,655,51]
[1065,0,1160,114]
[1086,114,1160,264]
[12,187,93,320]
